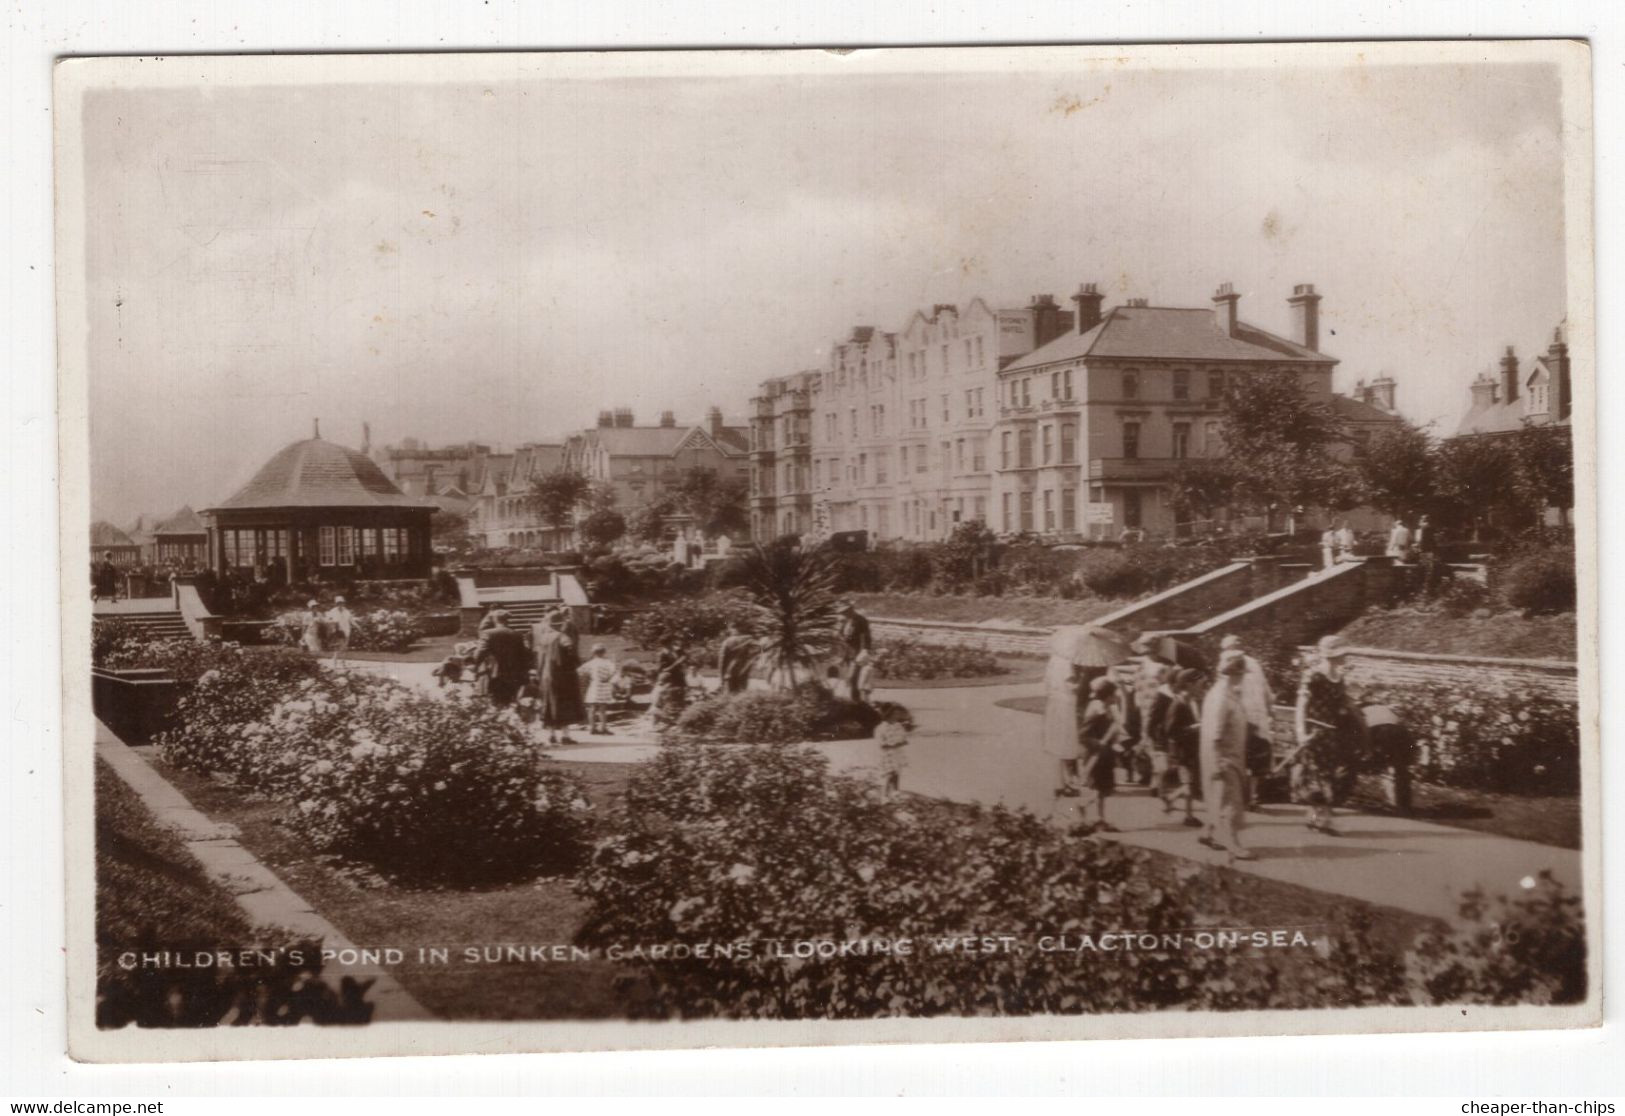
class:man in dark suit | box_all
[476,614,532,707]
[836,600,872,664]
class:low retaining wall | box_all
[92,668,184,743]
[1338,646,1578,704]
[870,617,1052,656]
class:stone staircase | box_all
[95,609,191,641]
[483,599,560,631]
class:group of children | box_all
[433,637,629,737]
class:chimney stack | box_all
[1212,282,1240,337]
[313,417,322,440]
[614,407,635,428]
[597,410,614,428]
[1126,297,1150,308]
[1500,346,1520,404]
[361,421,371,454]
[1071,283,1104,335]
[1369,374,1397,412]
[659,410,676,428]
[707,406,725,437]
[1548,325,1571,419]
[1287,283,1322,351]
[1029,294,1067,348]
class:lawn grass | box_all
[143,747,1449,1020]
[851,592,1121,629]
[1340,608,1577,661]
[96,759,261,955]
[1349,777,1580,850]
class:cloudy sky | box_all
[79,52,1570,523]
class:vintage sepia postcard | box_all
[56,41,1598,1062]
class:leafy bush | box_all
[623,592,757,666]
[1434,577,1492,618]
[152,646,326,776]
[266,608,422,653]
[1408,872,1587,1006]
[281,683,592,882]
[576,745,1587,1019]
[1498,546,1576,614]
[669,683,883,744]
[1361,678,1580,796]
[870,638,1007,681]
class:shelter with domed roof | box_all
[200,424,437,582]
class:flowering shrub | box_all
[1408,872,1587,1005]
[280,683,591,882]
[669,684,880,744]
[576,745,1586,1018]
[267,608,422,653]
[870,638,1006,682]
[1361,678,1580,795]
[154,646,324,775]
[1498,546,1577,615]
[623,592,757,665]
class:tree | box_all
[524,469,591,546]
[430,508,474,555]
[1219,370,1362,524]
[932,520,999,588]
[628,497,676,546]
[586,481,620,514]
[738,541,841,690]
[1358,421,1437,522]
[1165,459,1235,533]
[1434,435,1518,538]
[1510,422,1574,531]
[672,467,750,538]
[579,508,628,549]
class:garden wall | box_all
[1091,560,1258,634]
[1168,558,1405,654]
[1338,646,1579,704]
[870,617,1052,656]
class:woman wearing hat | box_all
[1292,634,1366,834]
[1077,675,1127,833]
[326,595,354,665]
[1199,652,1256,860]
[300,599,325,655]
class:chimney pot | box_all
[1500,346,1520,404]
[659,410,676,428]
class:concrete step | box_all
[96,612,192,640]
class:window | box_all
[1205,420,1222,456]
[1172,422,1191,459]
[1002,493,1013,532]
[1041,425,1054,464]
[319,526,336,567]
[1021,379,1032,406]
[898,447,907,474]
[941,441,951,472]
[964,338,974,366]
[1019,491,1034,532]
[974,496,986,521]
[916,446,927,474]
[1018,429,1034,468]
[1051,371,1061,398]
[1063,369,1074,400]
[858,453,868,483]
[381,527,403,561]
[1173,369,1190,401]
[941,394,950,422]
[849,409,858,438]
[876,452,889,483]
[1061,488,1077,531]
[1001,432,1012,469]
[956,438,966,472]
[941,344,950,374]
[1209,370,1226,399]
[1123,489,1143,529]
[1061,422,1077,464]
[1043,490,1055,530]
[974,336,984,366]
[1122,421,1141,459]
[1122,370,1140,400]
[972,437,986,472]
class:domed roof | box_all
[206,438,437,512]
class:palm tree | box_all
[738,540,841,690]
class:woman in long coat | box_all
[533,615,585,744]
[1043,654,1088,798]
[1293,634,1367,834]
[300,599,326,655]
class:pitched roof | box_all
[1001,306,1332,373]
[709,425,750,454]
[206,438,437,511]
[508,443,566,484]
[1329,395,1402,424]
[153,505,206,536]
[91,521,137,548]
[589,426,693,457]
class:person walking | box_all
[93,551,121,603]
[1163,668,1205,828]
[533,612,585,745]
[1292,634,1366,835]
[1319,526,1337,571]
[300,598,326,655]
[716,622,758,695]
[1199,652,1256,860]
[1127,635,1173,785]
[1334,521,1356,563]
[1078,676,1127,833]
[1218,634,1275,801]
[476,613,532,709]
[577,643,620,736]
[326,595,354,665]
[551,608,581,657]
[1386,518,1411,559]
[1045,661,1098,802]
[651,641,690,727]
[875,714,910,803]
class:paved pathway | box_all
[92,595,177,616]
[338,658,1581,927]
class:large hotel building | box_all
[750,281,1400,542]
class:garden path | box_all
[338,660,1583,927]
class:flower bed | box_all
[621,592,757,669]
[576,745,1586,1017]
[669,684,907,745]
[152,643,591,883]
[870,637,1007,682]
[1360,678,1580,796]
